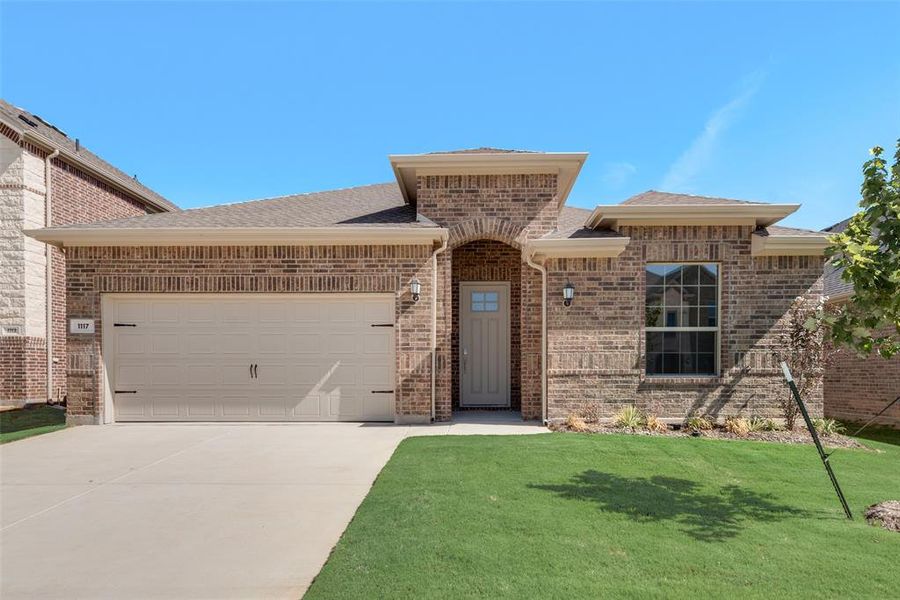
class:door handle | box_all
[462,348,468,373]
[253,364,258,379]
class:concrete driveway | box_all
[1,416,543,599]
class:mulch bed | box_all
[865,501,900,533]
[549,422,868,449]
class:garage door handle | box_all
[250,364,258,379]
[371,390,394,394]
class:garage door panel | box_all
[112,295,395,422]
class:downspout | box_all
[524,248,548,424]
[430,236,449,421]
[44,148,60,403]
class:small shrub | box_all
[685,415,713,432]
[565,414,589,432]
[645,415,667,433]
[614,406,645,430]
[812,418,846,436]
[724,416,750,437]
[579,404,603,424]
[747,417,773,433]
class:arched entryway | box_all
[451,239,522,411]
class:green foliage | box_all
[614,405,645,430]
[826,141,900,358]
[748,417,778,433]
[685,415,713,432]
[812,418,847,437]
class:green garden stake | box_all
[780,362,852,520]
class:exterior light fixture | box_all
[563,281,575,307]
[410,278,421,302]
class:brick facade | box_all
[63,245,434,424]
[545,225,826,422]
[0,127,165,406]
[824,325,900,428]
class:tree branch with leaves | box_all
[825,140,900,358]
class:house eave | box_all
[585,204,801,229]
[389,152,588,207]
[525,237,630,260]
[750,234,830,257]
[25,226,449,248]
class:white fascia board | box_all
[526,236,630,260]
[389,152,588,206]
[750,233,830,256]
[585,204,801,228]
[25,226,449,248]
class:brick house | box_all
[0,99,177,406]
[28,148,831,425]
[821,218,899,428]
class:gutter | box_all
[44,148,60,403]
[430,237,449,420]
[524,249,548,424]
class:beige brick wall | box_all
[545,225,826,422]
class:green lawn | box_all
[305,432,900,599]
[0,405,66,444]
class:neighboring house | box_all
[0,99,177,407]
[821,218,900,428]
[28,148,831,425]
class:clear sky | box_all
[2,2,898,230]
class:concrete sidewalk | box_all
[0,414,545,599]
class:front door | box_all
[460,282,510,407]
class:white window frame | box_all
[644,262,721,377]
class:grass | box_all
[0,405,66,444]
[305,432,900,599]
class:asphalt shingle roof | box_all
[46,182,436,231]
[540,205,626,239]
[0,99,178,213]
[822,217,853,299]
[620,190,766,206]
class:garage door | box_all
[107,295,395,422]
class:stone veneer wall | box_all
[417,174,558,420]
[63,245,434,424]
[824,324,900,428]
[544,225,826,422]
[0,127,158,405]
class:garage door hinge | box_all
[370,323,394,327]
[113,323,137,327]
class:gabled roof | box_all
[621,190,765,206]
[389,149,588,208]
[0,99,178,213]
[26,183,446,247]
[586,190,799,228]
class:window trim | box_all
[644,261,721,377]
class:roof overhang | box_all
[525,236,630,261]
[25,226,449,248]
[0,114,176,214]
[585,204,800,229]
[389,152,588,208]
[750,232,830,257]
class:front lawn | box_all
[0,405,66,444]
[305,432,900,599]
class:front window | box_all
[645,263,719,376]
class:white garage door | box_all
[106,295,396,422]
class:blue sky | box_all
[2,2,898,230]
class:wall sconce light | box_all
[410,278,421,302]
[563,281,575,307]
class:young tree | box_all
[825,141,900,358]
[773,296,832,430]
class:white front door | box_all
[460,283,510,407]
[105,294,395,422]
